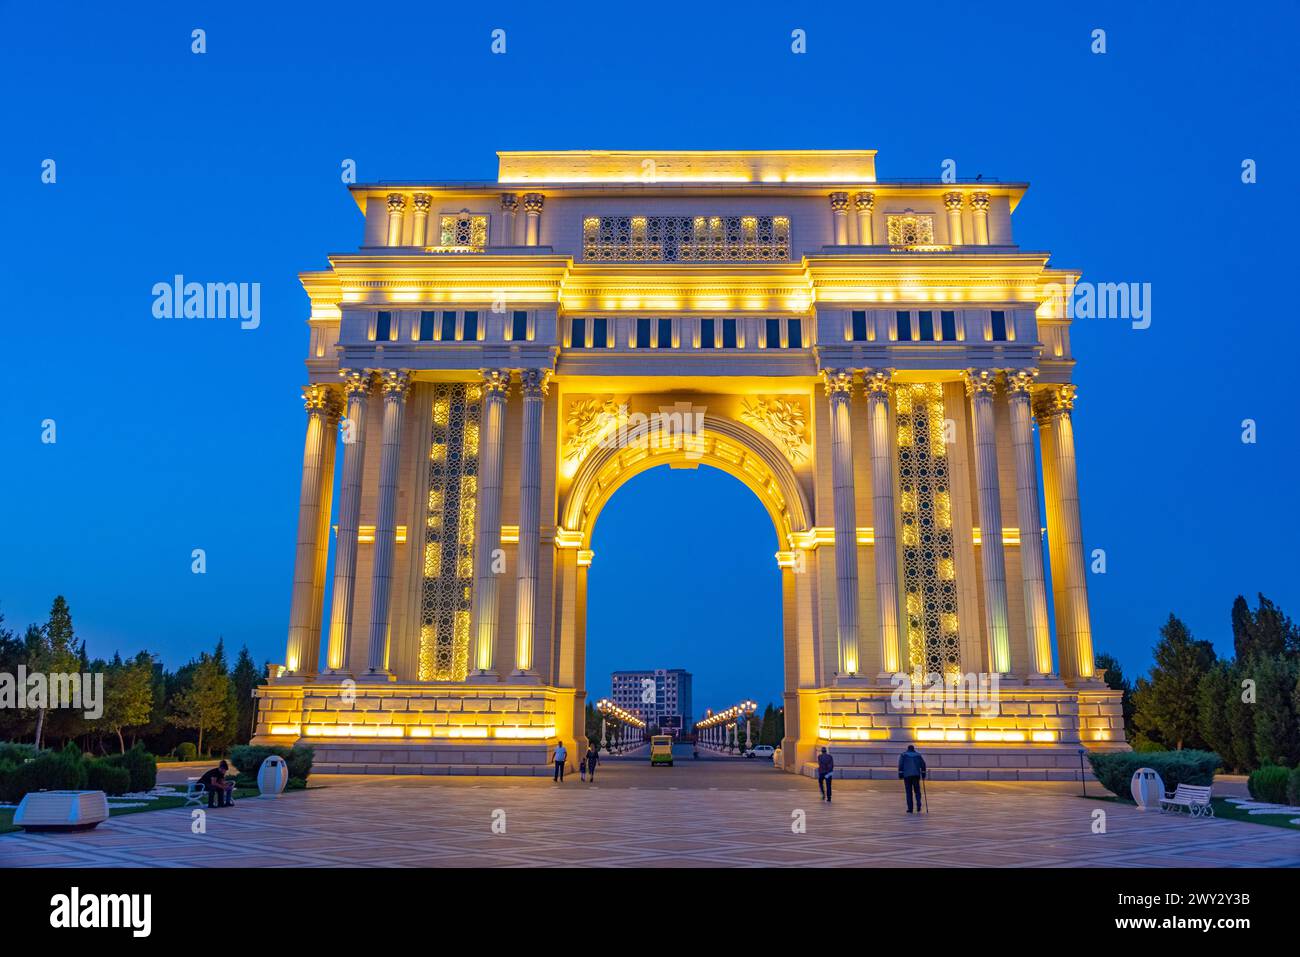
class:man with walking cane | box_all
[898,744,927,814]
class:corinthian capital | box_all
[943,191,964,212]
[829,191,850,213]
[500,192,519,213]
[862,368,894,398]
[963,368,999,399]
[374,369,411,401]
[854,191,874,212]
[303,383,344,419]
[522,193,545,214]
[969,191,991,212]
[821,368,855,398]
[1005,368,1039,397]
[1033,384,1077,421]
[519,368,552,397]
[481,368,512,397]
[386,192,407,213]
[339,369,376,401]
[412,192,432,212]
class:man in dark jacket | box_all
[583,744,599,782]
[197,760,233,808]
[898,745,927,813]
[816,747,834,802]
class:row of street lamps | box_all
[594,698,648,753]
[696,700,758,752]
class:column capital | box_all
[481,368,512,396]
[303,383,344,420]
[500,192,519,213]
[412,192,432,212]
[522,192,545,214]
[821,368,856,397]
[828,191,850,213]
[1033,384,1077,421]
[969,190,991,212]
[372,369,411,401]
[385,192,407,213]
[943,191,965,211]
[962,368,999,399]
[339,369,376,400]
[1005,368,1039,397]
[519,368,552,397]
[854,191,874,212]
[862,368,895,397]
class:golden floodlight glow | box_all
[269,725,300,736]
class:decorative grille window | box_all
[438,214,488,250]
[886,214,936,247]
[582,215,790,262]
[895,383,961,678]
[418,383,481,681]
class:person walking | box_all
[898,744,927,813]
[553,741,568,782]
[816,747,834,802]
[584,744,599,782]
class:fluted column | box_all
[829,192,850,245]
[362,370,411,679]
[1035,385,1097,684]
[822,370,861,677]
[325,371,374,674]
[500,193,519,246]
[385,193,406,247]
[410,193,431,246]
[522,193,544,246]
[1006,370,1054,677]
[854,192,874,245]
[513,368,550,678]
[965,369,1011,674]
[944,191,964,245]
[864,370,903,675]
[970,191,991,245]
[285,384,343,678]
[471,369,511,677]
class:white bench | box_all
[183,778,207,807]
[1160,783,1215,817]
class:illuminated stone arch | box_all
[559,413,812,551]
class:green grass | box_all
[0,785,264,834]
[1211,797,1300,831]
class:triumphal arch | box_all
[253,149,1128,778]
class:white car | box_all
[744,745,776,760]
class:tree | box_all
[31,596,81,749]
[1232,594,1300,662]
[1251,654,1300,767]
[167,654,231,756]
[759,703,779,746]
[231,646,262,744]
[1132,614,1216,750]
[103,655,155,752]
[1196,662,1237,770]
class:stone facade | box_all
[257,149,1127,776]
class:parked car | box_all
[744,745,776,760]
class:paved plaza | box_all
[3,752,1297,868]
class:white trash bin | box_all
[257,755,289,798]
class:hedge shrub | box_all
[102,743,157,792]
[1288,768,1300,807]
[175,742,197,762]
[228,745,314,787]
[1087,749,1220,799]
[0,749,88,803]
[1247,765,1291,804]
[86,761,131,796]
[0,742,37,765]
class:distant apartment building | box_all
[610,669,694,733]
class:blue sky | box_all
[2,1,1297,716]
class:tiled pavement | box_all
[3,762,1298,867]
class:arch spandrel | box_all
[559,413,813,550]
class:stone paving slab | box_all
[2,769,1298,868]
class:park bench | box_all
[1160,783,1214,817]
[183,778,207,807]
